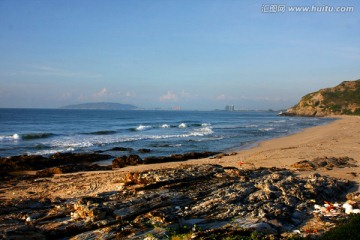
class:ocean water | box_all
[0,109,334,159]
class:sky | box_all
[0,0,359,110]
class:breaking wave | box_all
[44,125,214,151]
[259,127,275,132]
[136,125,152,131]
[0,133,20,141]
[0,133,56,141]
[29,148,75,156]
[22,133,56,140]
[86,130,117,135]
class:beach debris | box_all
[237,161,256,169]
[312,199,360,216]
[342,202,360,214]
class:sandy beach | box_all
[119,115,360,183]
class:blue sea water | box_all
[0,109,334,159]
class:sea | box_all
[0,109,334,161]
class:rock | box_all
[0,164,355,239]
[143,152,220,164]
[36,164,112,177]
[2,225,46,240]
[112,155,142,169]
[0,155,49,172]
[291,160,316,170]
[0,152,112,174]
[138,148,151,153]
[72,200,107,222]
[112,156,127,168]
[109,147,133,152]
[127,155,142,165]
[291,156,356,171]
[245,222,278,234]
[291,211,307,225]
[50,152,112,163]
[346,192,360,201]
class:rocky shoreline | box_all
[1,158,359,239]
[0,151,219,178]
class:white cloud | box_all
[216,94,227,100]
[179,90,193,98]
[160,91,178,102]
[59,92,73,100]
[77,94,86,101]
[216,94,237,101]
[94,87,108,97]
[7,65,103,79]
[215,93,288,103]
[125,91,136,98]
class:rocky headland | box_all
[282,79,360,117]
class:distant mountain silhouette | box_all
[60,102,138,110]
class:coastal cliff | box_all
[284,79,360,117]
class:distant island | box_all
[60,102,138,110]
[282,79,360,116]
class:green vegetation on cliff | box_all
[286,79,360,116]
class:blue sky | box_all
[0,0,359,110]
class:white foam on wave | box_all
[161,124,170,128]
[189,126,214,136]
[273,120,286,123]
[29,147,75,156]
[201,123,211,127]
[136,125,152,131]
[192,136,224,142]
[118,126,214,142]
[41,124,215,152]
[178,123,187,128]
[50,138,94,149]
[0,133,20,141]
[259,127,274,132]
